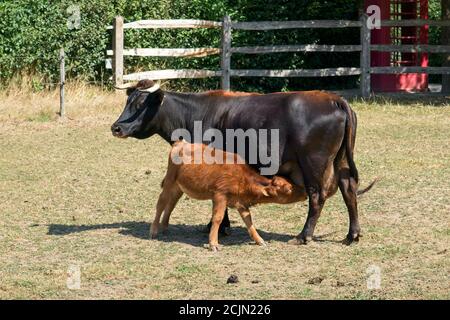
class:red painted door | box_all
[365,0,429,92]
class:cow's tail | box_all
[357,177,379,197]
[336,97,359,184]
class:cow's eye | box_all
[132,104,141,112]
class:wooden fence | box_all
[107,16,450,97]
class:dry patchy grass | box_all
[0,86,449,299]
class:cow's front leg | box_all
[206,207,231,235]
[289,187,325,245]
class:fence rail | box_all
[107,48,220,57]
[230,68,362,77]
[371,67,450,74]
[231,20,362,30]
[231,45,362,54]
[107,19,222,29]
[108,16,450,97]
[370,45,450,53]
[123,69,221,81]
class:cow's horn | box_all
[138,81,161,93]
[114,82,137,90]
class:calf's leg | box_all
[150,190,169,239]
[151,186,180,239]
[208,194,227,252]
[160,186,183,233]
[238,208,266,246]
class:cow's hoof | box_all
[342,233,361,245]
[149,227,158,239]
[288,236,310,245]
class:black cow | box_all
[111,79,375,244]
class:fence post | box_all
[113,16,124,87]
[59,48,65,118]
[221,15,232,91]
[360,14,371,98]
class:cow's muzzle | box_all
[111,123,129,138]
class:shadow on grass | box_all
[349,94,450,108]
[46,221,339,246]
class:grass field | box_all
[0,86,449,299]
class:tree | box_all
[442,0,450,93]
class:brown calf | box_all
[151,140,308,251]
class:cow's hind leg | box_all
[289,156,331,245]
[206,208,231,235]
[288,187,325,245]
[338,168,360,245]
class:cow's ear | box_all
[126,88,136,96]
[152,90,165,106]
[143,90,165,109]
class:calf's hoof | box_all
[256,239,267,247]
[204,244,220,252]
[288,235,311,245]
[342,233,361,246]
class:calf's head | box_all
[111,79,164,139]
[267,176,308,203]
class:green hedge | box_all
[0,0,442,92]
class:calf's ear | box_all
[262,186,278,197]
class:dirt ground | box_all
[0,87,449,299]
